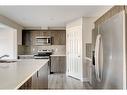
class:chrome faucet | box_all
[0,55,9,59]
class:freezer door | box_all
[94,11,125,89]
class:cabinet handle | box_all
[37,71,39,78]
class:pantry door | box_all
[66,26,83,80]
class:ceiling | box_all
[0,6,112,28]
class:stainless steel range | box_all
[34,49,53,74]
[34,49,52,59]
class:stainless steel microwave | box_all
[35,36,52,45]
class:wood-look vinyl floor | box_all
[48,73,92,89]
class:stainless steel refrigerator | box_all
[91,10,126,89]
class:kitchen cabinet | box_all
[30,31,36,45]
[22,30,31,46]
[31,72,38,89]
[20,62,48,89]
[19,78,32,89]
[31,62,48,89]
[32,30,66,45]
[51,31,66,45]
[38,63,48,89]
[22,30,66,46]
[42,31,51,36]
[50,56,66,73]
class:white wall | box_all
[0,15,23,45]
[82,17,97,81]
[0,27,17,59]
[83,17,96,43]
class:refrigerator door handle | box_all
[95,34,103,82]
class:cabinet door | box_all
[59,56,66,73]
[22,31,31,46]
[38,63,48,89]
[59,31,66,45]
[19,77,32,89]
[42,31,51,36]
[51,31,66,45]
[31,31,40,45]
[51,56,66,73]
[31,63,48,89]
[31,72,38,89]
[51,56,59,73]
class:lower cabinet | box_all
[31,63,48,89]
[19,78,32,89]
[51,56,66,73]
[19,63,48,89]
[31,72,38,89]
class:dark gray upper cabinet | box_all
[22,30,66,46]
[22,30,31,46]
[51,30,66,45]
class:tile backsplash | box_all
[18,45,66,55]
[18,45,25,55]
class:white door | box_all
[66,26,83,80]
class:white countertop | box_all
[50,54,66,56]
[0,59,49,89]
